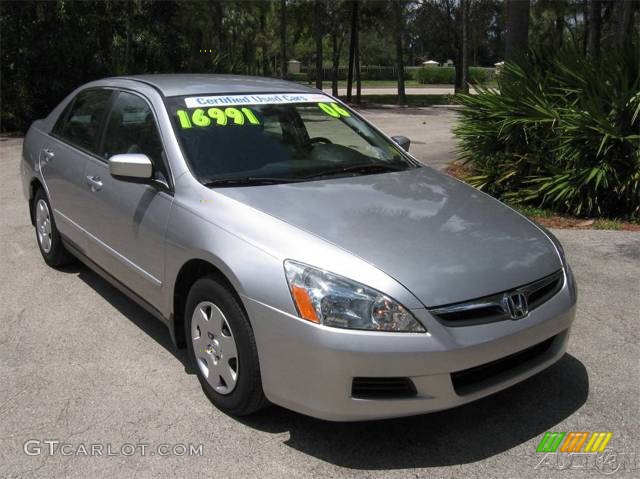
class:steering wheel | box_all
[309,137,333,145]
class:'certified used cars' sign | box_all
[184,93,330,108]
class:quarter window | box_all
[54,89,113,152]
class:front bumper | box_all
[245,268,577,421]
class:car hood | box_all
[218,167,562,307]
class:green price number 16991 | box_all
[176,107,260,129]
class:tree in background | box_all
[456,0,470,94]
[327,0,348,96]
[618,0,638,49]
[280,0,288,78]
[392,0,407,105]
[314,0,325,89]
[2,0,639,132]
[346,0,358,102]
[505,0,530,61]
[587,0,602,59]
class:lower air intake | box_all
[351,377,417,399]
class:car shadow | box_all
[62,262,588,469]
[59,262,195,374]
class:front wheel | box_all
[185,276,268,416]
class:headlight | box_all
[283,260,426,332]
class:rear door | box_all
[83,90,173,307]
[41,88,114,252]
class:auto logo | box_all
[503,292,529,320]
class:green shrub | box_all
[415,67,456,84]
[454,46,640,218]
[288,72,310,82]
[469,66,495,84]
[415,66,494,85]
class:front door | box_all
[83,90,173,307]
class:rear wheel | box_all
[33,188,74,267]
[185,276,268,415]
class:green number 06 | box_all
[318,102,350,118]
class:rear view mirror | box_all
[391,135,411,152]
[109,154,153,182]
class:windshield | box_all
[165,93,418,185]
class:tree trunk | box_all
[555,8,565,49]
[346,1,358,102]
[355,17,361,104]
[457,0,469,94]
[453,1,462,92]
[260,5,270,76]
[314,0,324,89]
[393,0,406,106]
[124,2,132,73]
[504,0,530,62]
[587,0,601,60]
[582,0,589,55]
[331,31,340,96]
[280,0,287,79]
[617,0,634,47]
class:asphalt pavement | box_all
[1,107,639,478]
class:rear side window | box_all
[101,91,166,178]
[54,89,112,152]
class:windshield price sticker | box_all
[176,107,261,129]
[185,93,331,108]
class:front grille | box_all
[351,377,417,399]
[451,335,556,395]
[429,270,564,327]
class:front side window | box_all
[101,91,166,179]
[54,89,112,152]
[165,93,417,185]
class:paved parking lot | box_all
[1,108,639,478]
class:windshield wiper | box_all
[304,163,408,180]
[203,177,306,187]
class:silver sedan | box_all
[21,74,577,421]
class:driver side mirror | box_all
[391,135,411,152]
[108,154,153,183]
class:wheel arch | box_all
[171,258,247,349]
[28,177,45,226]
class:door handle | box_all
[42,148,55,163]
[86,175,103,192]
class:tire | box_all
[185,276,268,416]
[33,188,75,267]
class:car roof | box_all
[115,74,321,97]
